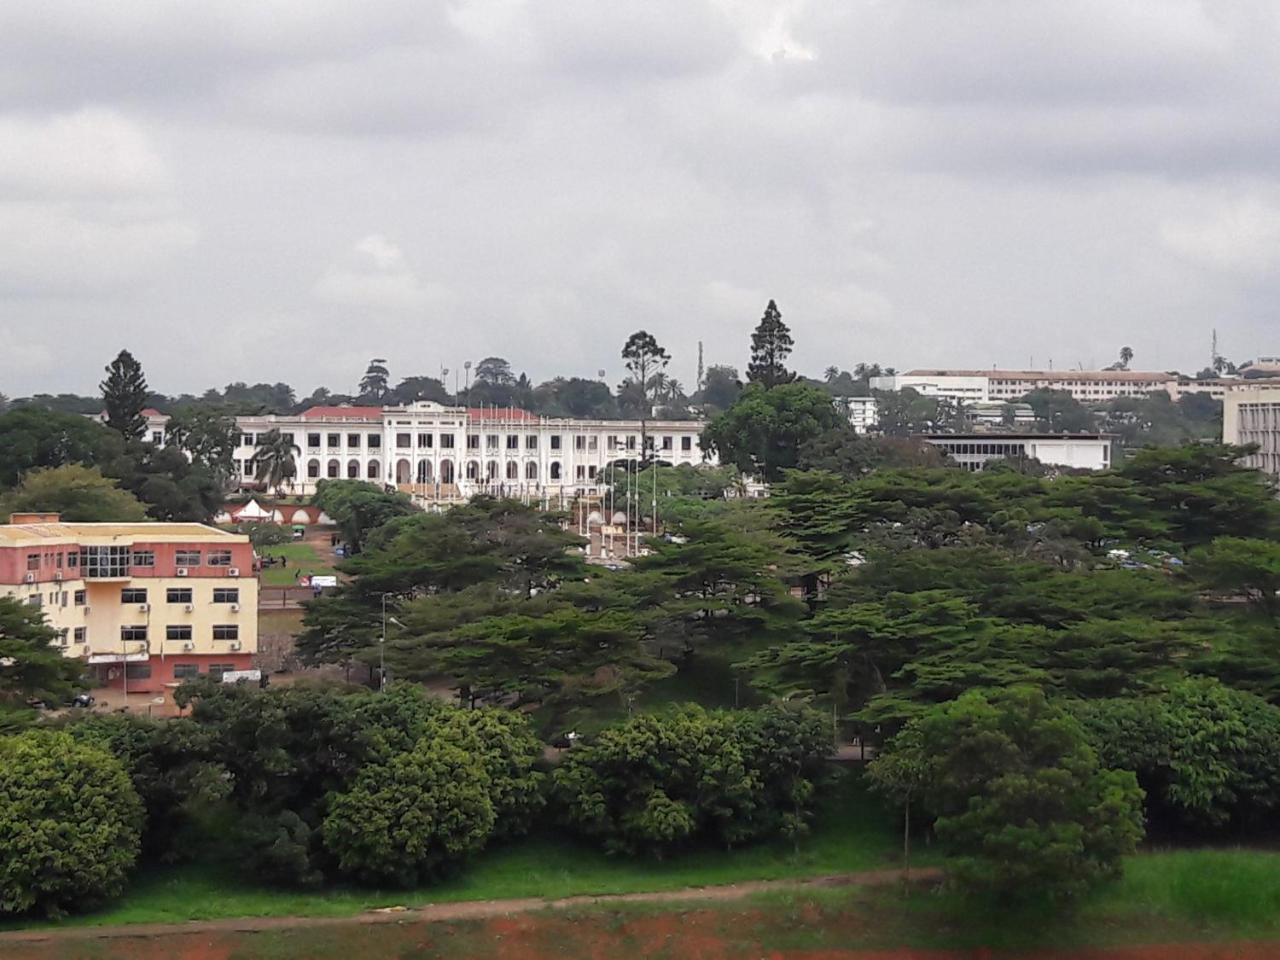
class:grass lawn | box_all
[33,771,914,929]
[259,541,339,587]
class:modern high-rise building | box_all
[0,514,258,694]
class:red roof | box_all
[299,406,385,421]
[467,407,539,423]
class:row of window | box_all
[119,587,240,605]
[120,625,240,641]
[243,431,699,453]
[34,548,237,576]
[123,663,241,681]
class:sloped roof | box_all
[298,406,385,421]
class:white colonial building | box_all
[922,433,1116,472]
[871,369,1179,404]
[229,403,710,504]
[1223,382,1280,483]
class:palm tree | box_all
[253,429,298,496]
[824,365,840,383]
[1119,346,1134,370]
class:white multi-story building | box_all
[228,402,710,503]
[835,396,879,433]
[922,433,1115,472]
[1223,382,1280,482]
[872,370,1178,404]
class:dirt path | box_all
[0,867,941,945]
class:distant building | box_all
[835,396,879,433]
[963,402,1035,429]
[231,402,710,504]
[920,433,1115,472]
[872,370,1177,404]
[1223,382,1280,482]
[0,515,257,694]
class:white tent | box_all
[234,499,273,522]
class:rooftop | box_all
[904,369,1176,383]
[921,432,1116,441]
[298,405,385,421]
[0,521,246,545]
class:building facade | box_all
[0,515,257,694]
[835,396,879,433]
[1223,382,1280,482]
[872,370,1178,404]
[921,433,1115,471]
[230,402,710,502]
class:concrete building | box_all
[872,370,1178,404]
[1223,382,1280,482]
[230,402,710,503]
[835,396,879,433]
[921,433,1115,472]
[0,514,258,694]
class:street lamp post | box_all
[380,593,387,691]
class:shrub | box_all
[874,687,1144,903]
[0,731,143,916]
[554,704,829,857]
[321,737,495,886]
[1075,677,1280,831]
[435,707,545,839]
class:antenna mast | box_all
[696,341,705,392]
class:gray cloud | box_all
[1,0,1278,397]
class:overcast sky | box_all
[2,0,1278,398]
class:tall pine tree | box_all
[621,330,670,461]
[746,300,795,389]
[100,350,149,440]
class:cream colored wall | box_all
[2,575,258,660]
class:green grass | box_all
[35,771,912,929]
[259,542,338,586]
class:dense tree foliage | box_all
[0,464,147,522]
[0,598,85,731]
[100,349,149,439]
[0,408,125,488]
[312,479,417,555]
[0,731,143,917]
[702,382,847,482]
[746,300,796,389]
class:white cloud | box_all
[313,235,452,311]
[0,109,170,197]
[1161,196,1280,277]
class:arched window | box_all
[486,460,499,480]
[326,459,340,478]
[440,460,454,484]
[307,459,320,479]
[418,460,433,482]
[525,461,538,480]
[466,460,479,480]
[366,459,380,480]
[550,461,562,480]
[396,460,412,484]
[506,461,519,480]
[346,459,359,479]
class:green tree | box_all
[874,687,1144,903]
[391,376,452,405]
[0,731,143,916]
[107,444,224,522]
[1022,388,1097,433]
[697,364,743,413]
[1119,346,1134,369]
[701,382,845,482]
[0,408,125,488]
[0,464,147,522]
[313,479,417,555]
[435,708,545,839]
[0,598,85,731]
[1190,537,1280,619]
[321,736,495,886]
[746,300,795,389]
[621,330,670,459]
[358,358,390,401]
[164,408,238,484]
[253,428,300,496]
[100,349,150,439]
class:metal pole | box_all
[380,593,387,692]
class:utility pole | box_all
[697,341,705,393]
[380,593,387,692]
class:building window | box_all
[125,662,152,680]
[213,624,239,641]
[131,550,155,567]
[213,588,239,604]
[175,550,202,567]
[574,435,586,451]
[25,553,39,571]
[241,433,255,447]
[662,436,673,450]
[209,550,233,567]
[439,434,455,449]
[367,460,381,480]
[174,664,200,679]
[588,465,597,479]
[307,433,321,448]
[347,433,361,448]
[466,434,480,450]
[74,627,86,643]
[120,588,148,604]
[525,435,538,450]
[167,587,193,604]
[327,459,340,478]
[307,459,320,478]
[67,552,77,568]
[368,434,382,449]
[327,433,340,448]
[74,589,86,605]
[575,465,585,480]
[121,625,148,643]
[681,436,692,451]
[506,435,519,450]
[26,596,40,607]
[347,460,360,478]
[526,462,538,480]
[550,462,562,480]
[506,461,519,480]
[282,433,294,445]
[396,433,412,448]
[208,664,236,681]
[486,434,499,450]
[626,436,637,451]
[550,435,561,450]
[151,431,164,445]
[166,625,193,642]
[418,433,432,448]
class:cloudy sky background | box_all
[2,0,1278,397]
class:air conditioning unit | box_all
[139,603,150,612]
[230,603,240,613]
[229,641,242,651]
[83,605,91,614]
[184,603,194,613]
[23,573,34,583]
[182,642,194,651]
[176,568,188,577]
[54,571,63,581]
[227,567,240,577]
